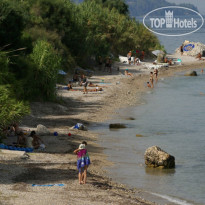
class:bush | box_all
[0,85,30,135]
[29,40,62,100]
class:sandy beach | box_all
[0,55,205,205]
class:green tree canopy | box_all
[85,0,129,15]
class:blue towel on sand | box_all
[32,184,64,187]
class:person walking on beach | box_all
[108,57,112,73]
[127,51,132,65]
[150,71,154,88]
[153,68,158,82]
[81,74,88,94]
[140,51,145,61]
[73,141,90,184]
[180,44,184,56]
[104,57,109,72]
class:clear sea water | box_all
[91,70,205,205]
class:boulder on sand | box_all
[109,123,127,129]
[184,71,197,76]
[144,146,175,168]
[36,124,50,135]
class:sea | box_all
[139,16,205,54]
[90,19,205,205]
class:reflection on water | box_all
[145,167,176,176]
[93,70,205,204]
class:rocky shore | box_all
[0,56,204,205]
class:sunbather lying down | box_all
[85,87,103,92]
[88,82,107,87]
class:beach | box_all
[0,55,205,205]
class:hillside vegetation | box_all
[0,0,163,134]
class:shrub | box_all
[0,85,30,135]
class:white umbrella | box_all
[152,50,164,56]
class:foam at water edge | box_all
[150,192,193,205]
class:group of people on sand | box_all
[147,69,158,88]
[97,56,113,73]
[69,74,105,94]
[2,123,21,137]
[70,74,89,94]
[16,130,45,150]
[17,130,45,150]
[181,43,204,61]
[2,124,45,150]
[127,50,144,65]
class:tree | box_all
[0,0,25,46]
[85,0,129,15]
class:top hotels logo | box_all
[143,6,204,36]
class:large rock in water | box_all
[144,146,175,168]
[176,40,205,57]
[109,123,127,129]
[184,71,197,76]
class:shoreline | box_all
[1,58,204,204]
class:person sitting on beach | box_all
[12,123,23,135]
[67,81,73,90]
[147,82,151,88]
[16,131,26,147]
[3,126,15,137]
[27,134,33,148]
[124,69,133,77]
[134,57,140,65]
[30,131,45,150]
[196,53,202,60]
[164,57,172,65]
[73,141,90,184]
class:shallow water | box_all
[91,69,205,205]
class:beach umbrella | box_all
[58,70,67,75]
[152,50,164,56]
